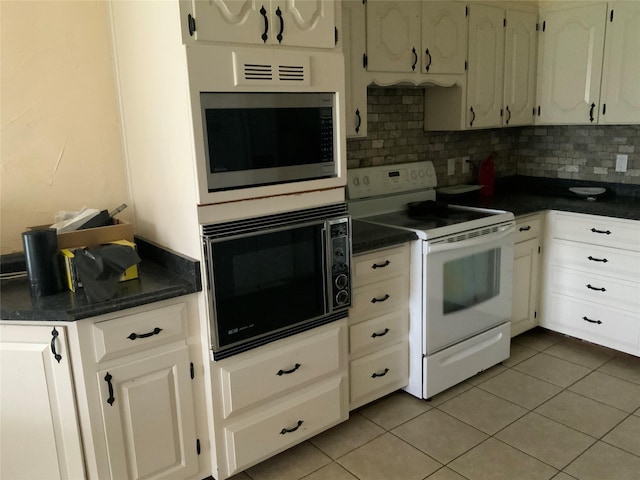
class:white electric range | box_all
[348,161,515,399]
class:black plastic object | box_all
[78,209,110,229]
[22,228,63,297]
[74,244,141,302]
[407,200,449,217]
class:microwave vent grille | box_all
[202,203,347,239]
[233,51,310,86]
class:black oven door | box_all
[208,222,327,353]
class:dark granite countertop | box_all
[1,237,201,322]
[352,220,417,255]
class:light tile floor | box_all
[231,328,640,480]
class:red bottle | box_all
[478,154,495,197]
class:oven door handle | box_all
[427,224,515,254]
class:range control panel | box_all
[347,161,437,200]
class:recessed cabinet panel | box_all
[511,238,539,337]
[191,0,264,45]
[421,1,468,74]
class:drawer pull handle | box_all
[50,327,62,364]
[372,368,390,379]
[105,372,115,406]
[586,284,606,292]
[583,316,603,325]
[587,256,608,263]
[591,228,611,235]
[519,226,531,232]
[276,363,301,376]
[127,327,163,340]
[371,328,390,338]
[280,420,303,435]
[371,294,390,304]
[372,260,390,269]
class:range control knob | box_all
[333,247,345,262]
[335,273,349,289]
[335,290,350,306]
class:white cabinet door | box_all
[599,1,640,124]
[421,1,468,74]
[344,0,368,137]
[97,345,198,480]
[0,325,85,480]
[536,3,607,124]
[366,0,421,72]
[503,9,537,127]
[511,238,540,337]
[467,4,505,129]
[191,0,335,48]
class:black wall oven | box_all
[202,204,351,360]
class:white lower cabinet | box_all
[349,244,410,410]
[0,324,85,480]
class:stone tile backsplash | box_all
[346,87,640,186]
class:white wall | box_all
[0,0,130,254]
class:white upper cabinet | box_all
[189,0,336,49]
[467,4,505,129]
[599,1,640,124]
[503,9,537,127]
[343,0,369,137]
[421,1,468,74]
[536,3,607,124]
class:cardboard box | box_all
[30,219,134,249]
[61,239,139,292]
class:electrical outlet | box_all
[462,156,471,174]
[447,158,456,176]
[616,154,628,172]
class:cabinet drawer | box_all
[349,310,408,356]
[515,215,542,243]
[549,266,640,313]
[350,276,408,320]
[219,325,343,418]
[92,303,187,362]
[224,376,345,475]
[543,293,640,354]
[552,212,640,251]
[352,246,409,287]
[551,239,640,281]
[350,342,408,407]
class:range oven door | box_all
[422,222,515,354]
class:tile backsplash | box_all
[346,87,640,186]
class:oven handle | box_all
[427,223,515,254]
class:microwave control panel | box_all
[329,218,351,310]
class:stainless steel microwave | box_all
[200,92,337,192]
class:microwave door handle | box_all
[427,224,515,254]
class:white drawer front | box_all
[219,325,343,418]
[92,303,187,362]
[350,276,408,320]
[350,342,408,406]
[349,310,408,355]
[224,376,345,475]
[549,266,640,313]
[515,215,542,244]
[553,212,640,251]
[543,293,640,353]
[551,239,640,281]
[353,246,409,286]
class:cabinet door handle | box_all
[425,48,432,72]
[371,294,390,303]
[371,368,390,378]
[50,327,62,364]
[104,373,115,406]
[355,108,362,134]
[591,228,611,235]
[371,328,390,338]
[469,106,476,127]
[372,260,390,269]
[260,5,269,43]
[583,316,602,325]
[587,256,608,263]
[411,47,417,71]
[506,105,512,124]
[187,13,196,37]
[276,363,301,376]
[276,6,284,43]
[280,420,303,435]
[586,284,606,292]
[127,327,163,340]
[519,226,531,232]
[589,102,596,122]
